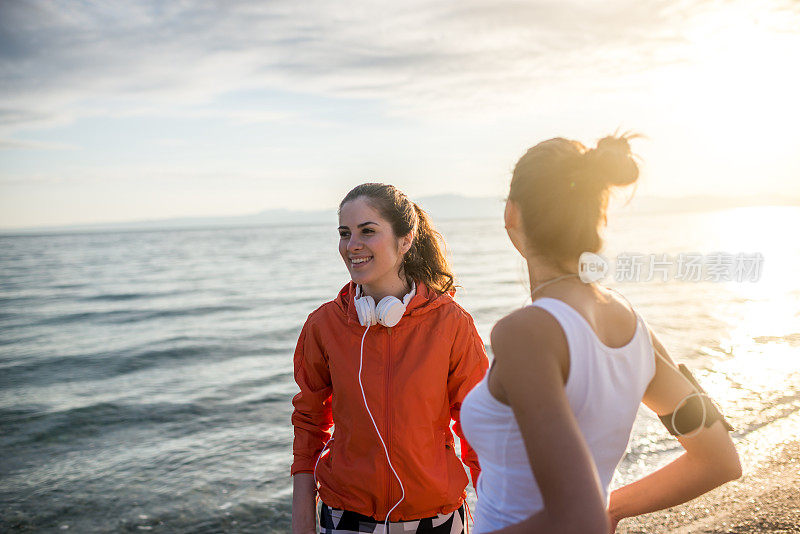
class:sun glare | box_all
[648,2,800,187]
[684,4,798,130]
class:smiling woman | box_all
[291,183,488,534]
[338,198,412,302]
[337,183,455,300]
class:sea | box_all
[2,206,799,533]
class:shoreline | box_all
[618,439,800,533]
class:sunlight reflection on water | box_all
[1,206,798,532]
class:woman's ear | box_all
[399,231,413,256]
[504,200,518,230]
[504,200,528,256]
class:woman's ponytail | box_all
[403,203,455,294]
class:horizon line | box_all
[2,193,799,235]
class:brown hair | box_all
[508,134,639,271]
[339,183,455,294]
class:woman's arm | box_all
[486,307,609,534]
[291,321,333,534]
[607,330,741,531]
[447,310,489,487]
[293,473,317,534]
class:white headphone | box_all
[354,282,416,327]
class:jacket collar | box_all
[336,280,452,326]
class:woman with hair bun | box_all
[460,135,740,533]
[291,183,488,534]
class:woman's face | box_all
[338,196,412,295]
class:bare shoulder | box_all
[489,306,571,402]
[491,306,567,364]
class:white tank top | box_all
[461,297,656,533]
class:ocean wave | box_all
[0,493,293,534]
[0,343,277,387]
[29,305,251,327]
[81,292,155,302]
[79,288,197,303]
[0,401,210,451]
[1,392,294,456]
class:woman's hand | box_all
[292,473,318,534]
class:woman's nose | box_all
[347,235,362,252]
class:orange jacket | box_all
[291,282,489,521]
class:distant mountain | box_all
[0,209,335,235]
[2,193,798,235]
[0,195,505,235]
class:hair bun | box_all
[584,135,639,187]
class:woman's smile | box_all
[349,255,373,268]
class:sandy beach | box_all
[618,439,800,533]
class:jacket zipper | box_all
[385,326,392,520]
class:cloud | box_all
[0,172,67,186]
[0,138,78,150]
[1,0,798,134]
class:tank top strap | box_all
[528,297,593,411]
[528,297,588,346]
[600,286,658,358]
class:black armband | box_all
[658,364,734,436]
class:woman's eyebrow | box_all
[338,221,379,230]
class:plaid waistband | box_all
[320,502,465,534]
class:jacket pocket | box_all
[408,427,449,503]
[442,428,469,502]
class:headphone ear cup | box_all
[356,295,377,326]
[376,296,404,327]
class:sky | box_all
[1,0,799,229]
